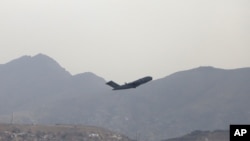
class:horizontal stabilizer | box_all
[106,81,120,89]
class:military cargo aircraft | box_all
[106,76,152,90]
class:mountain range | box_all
[0,54,249,141]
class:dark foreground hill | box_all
[0,54,249,141]
[0,123,133,141]
[163,130,229,141]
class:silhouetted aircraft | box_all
[106,76,152,90]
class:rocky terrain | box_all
[163,130,229,141]
[0,123,133,141]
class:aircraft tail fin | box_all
[106,81,120,89]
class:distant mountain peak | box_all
[6,55,32,64]
[197,66,215,69]
[5,54,57,66]
[34,53,48,57]
[81,72,100,77]
[192,66,222,72]
[1,53,71,78]
[33,53,52,59]
[73,72,106,83]
[32,53,59,64]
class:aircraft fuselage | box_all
[106,76,152,90]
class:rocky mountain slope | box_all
[163,130,229,141]
[0,123,132,141]
[0,54,249,141]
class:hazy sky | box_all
[0,0,249,83]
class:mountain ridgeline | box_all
[0,54,249,141]
[163,130,229,141]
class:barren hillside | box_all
[0,123,133,141]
